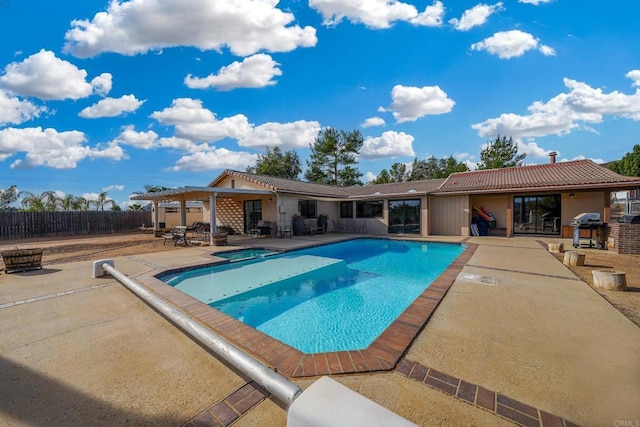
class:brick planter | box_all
[608,223,640,254]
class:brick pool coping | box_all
[140,240,477,378]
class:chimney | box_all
[549,151,558,164]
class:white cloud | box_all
[361,117,386,128]
[91,73,113,96]
[185,54,282,91]
[309,0,418,29]
[0,49,109,100]
[364,171,377,183]
[0,126,124,169]
[382,84,455,123]
[114,126,158,149]
[150,98,319,150]
[538,44,556,56]
[516,139,553,158]
[472,73,640,138]
[410,1,445,27]
[156,136,203,152]
[626,70,640,87]
[561,154,605,164]
[471,30,553,59]
[361,131,415,159]
[238,120,321,149]
[64,0,317,58]
[0,90,47,126]
[150,98,253,142]
[169,148,258,172]
[79,94,145,118]
[449,2,504,31]
[454,152,478,171]
[518,0,552,4]
[103,184,125,192]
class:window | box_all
[298,200,317,219]
[164,207,179,213]
[388,199,420,234]
[340,201,353,218]
[356,200,383,218]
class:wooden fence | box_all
[0,211,152,240]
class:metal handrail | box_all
[101,263,302,406]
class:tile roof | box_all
[210,170,446,198]
[434,160,640,194]
[211,161,640,198]
[346,179,446,197]
[210,170,351,197]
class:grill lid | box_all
[618,214,640,224]
[570,212,601,226]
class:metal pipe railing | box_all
[102,263,302,406]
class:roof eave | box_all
[432,181,640,196]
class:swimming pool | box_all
[161,239,464,353]
[214,248,280,261]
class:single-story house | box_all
[132,154,640,241]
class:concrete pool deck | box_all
[1,234,639,426]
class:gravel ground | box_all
[2,233,638,327]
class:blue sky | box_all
[1,0,639,208]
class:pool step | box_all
[174,255,346,304]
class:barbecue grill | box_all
[570,213,606,249]
[617,214,640,224]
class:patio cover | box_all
[131,186,274,242]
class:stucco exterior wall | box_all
[561,191,606,225]
[469,195,508,229]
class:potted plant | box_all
[317,214,329,233]
[292,213,305,236]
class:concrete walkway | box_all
[1,235,638,426]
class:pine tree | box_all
[478,135,526,169]
[304,128,363,186]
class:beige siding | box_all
[430,195,470,236]
[164,209,203,229]
[216,175,268,191]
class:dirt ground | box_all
[2,233,639,328]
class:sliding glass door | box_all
[513,195,560,235]
[388,199,421,234]
[243,200,262,234]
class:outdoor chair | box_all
[277,225,292,238]
[163,226,188,246]
[252,220,273,238]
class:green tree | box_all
[91,191,115,211]
[372,169,392,184]
[0,185,18,211]
[18,190,60,211]
[389,162,408,182]
[409,156,469,181]
[18,191,60,212]
[143,185,172,193]
[246,146,302,179]
[608,144,640,177]
[478,135,526,170]
[59,194,90,211]
[304,128,363,186]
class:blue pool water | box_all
[161,239,464,353]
